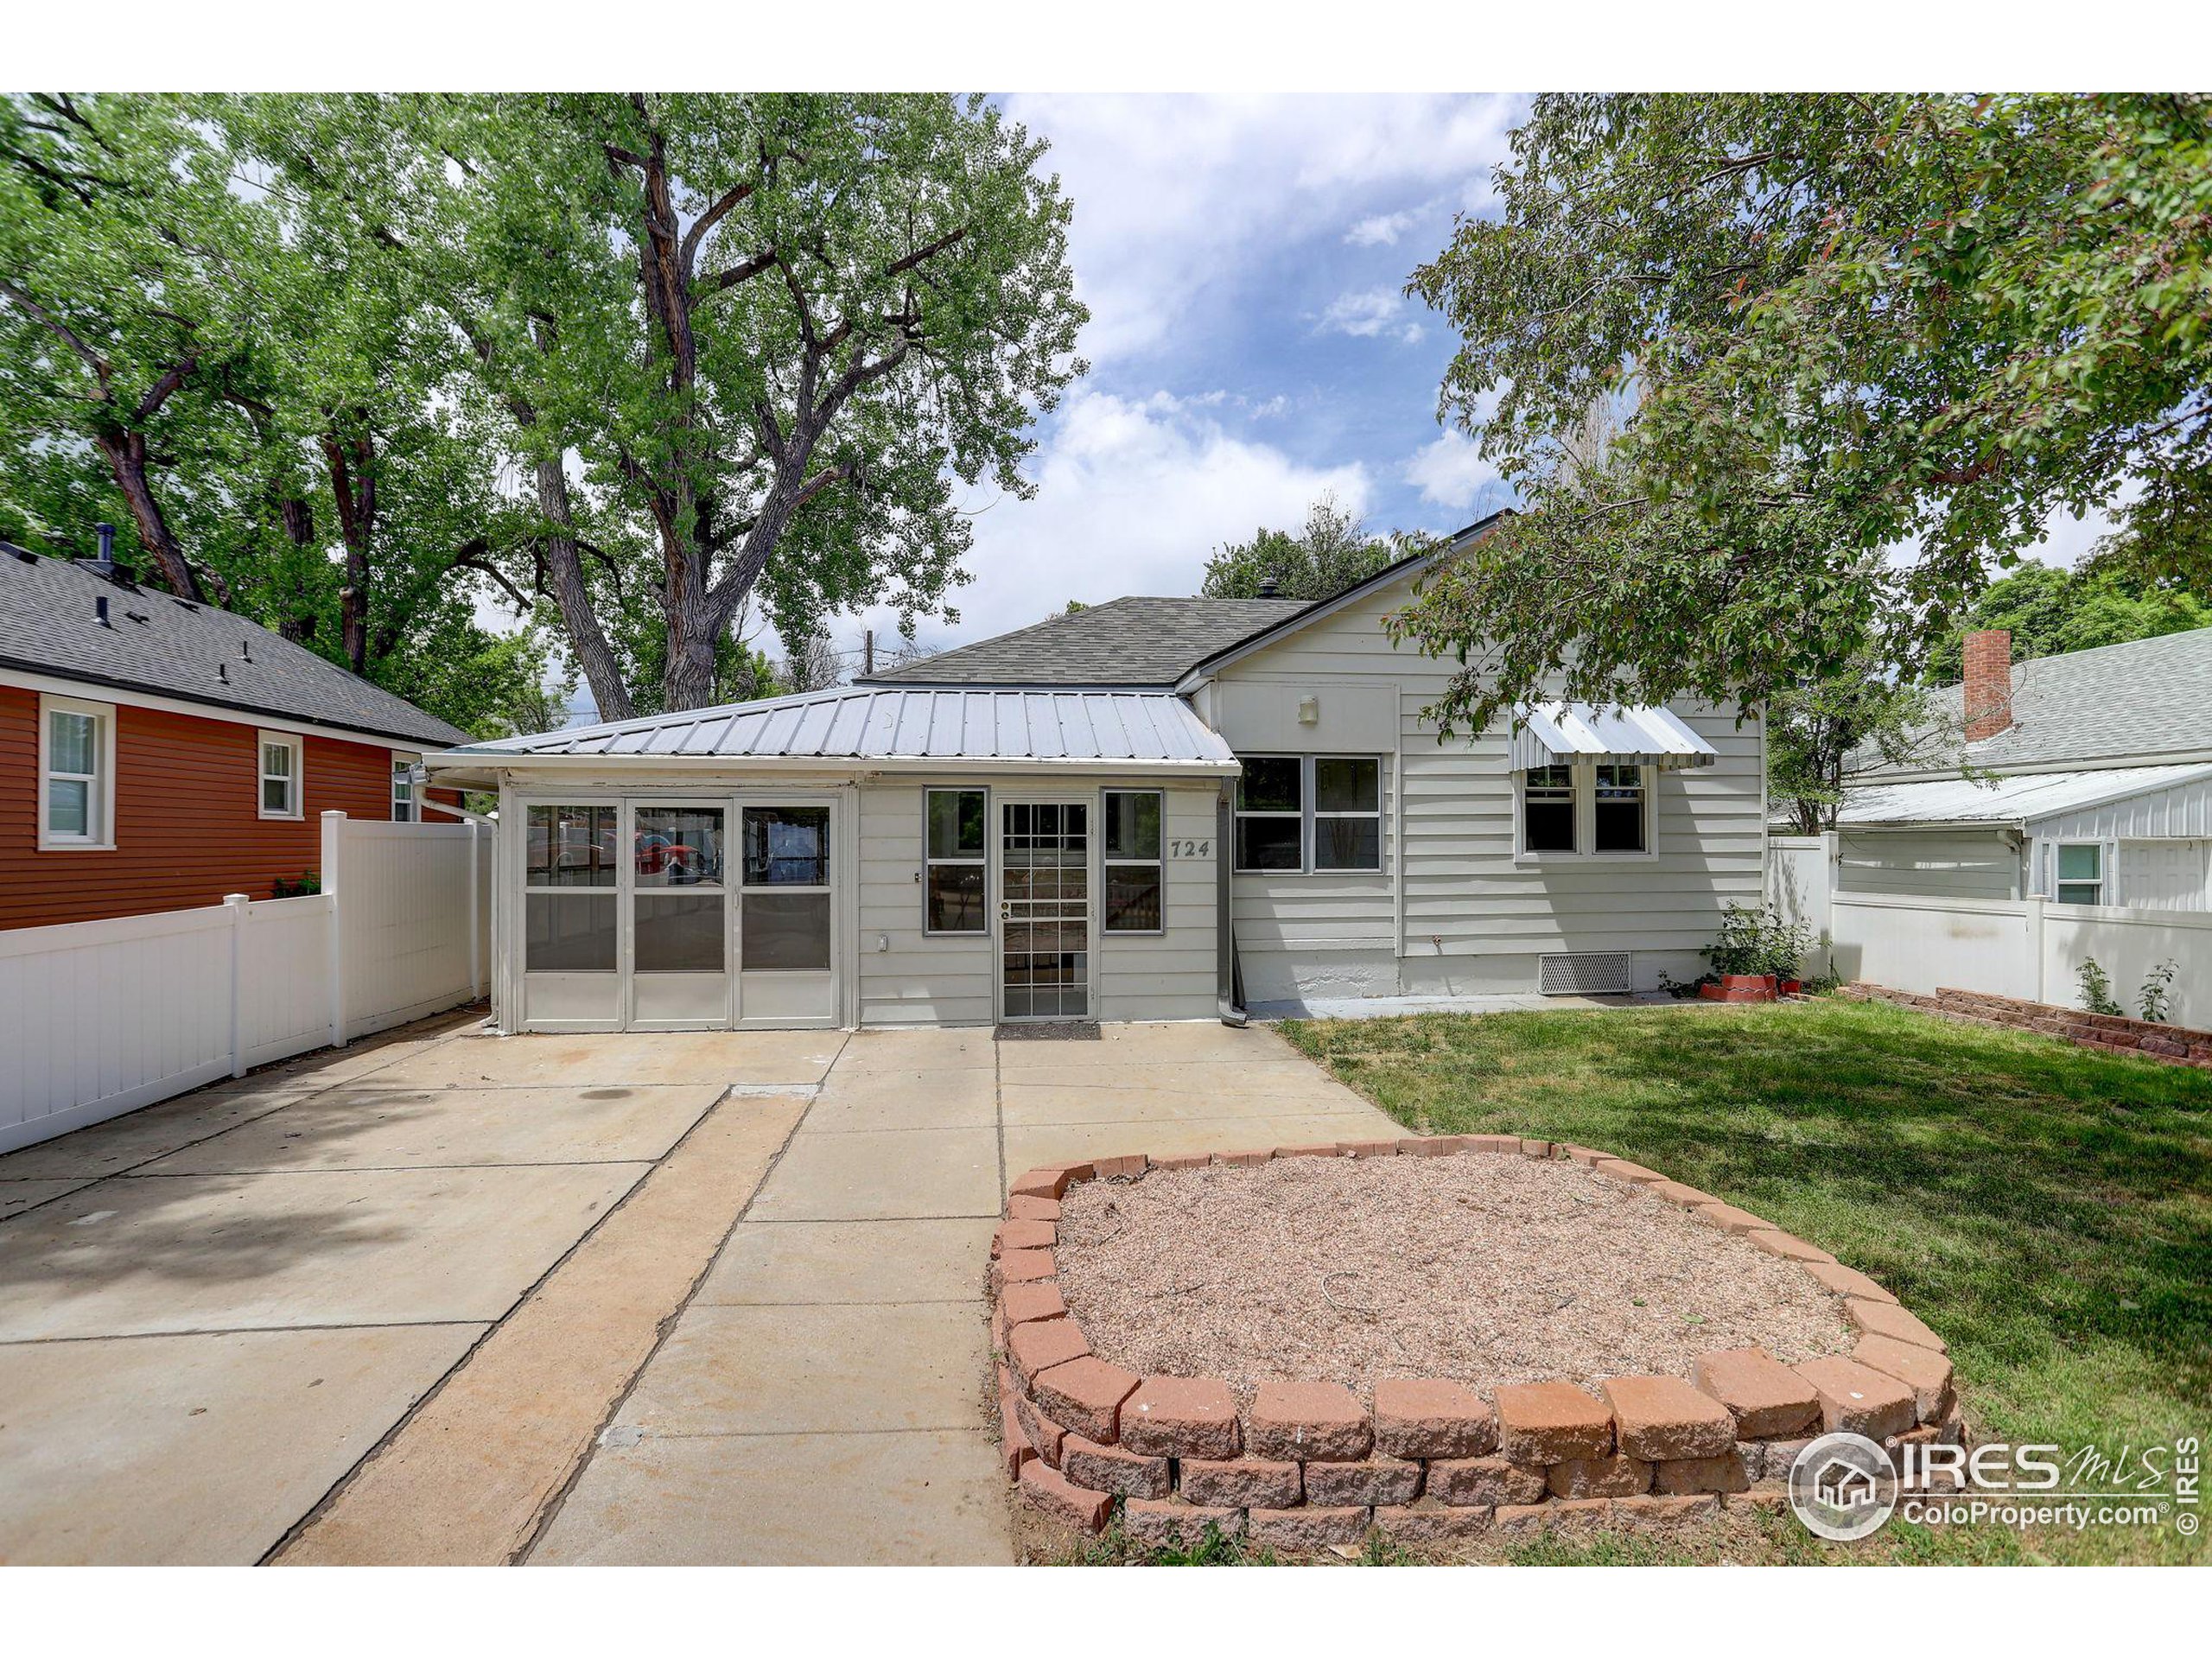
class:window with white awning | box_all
[1509,702,1720,772]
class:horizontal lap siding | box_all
[1099,781,1219,1021]
[1211,579,1768,988]
[0,685,397,930]
[856,781,993,1026]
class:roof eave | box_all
[423,751,1241,779]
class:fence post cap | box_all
[223,892,251,906]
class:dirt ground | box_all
[1054,1154,1854,1403]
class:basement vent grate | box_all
[1537,951,1632,996]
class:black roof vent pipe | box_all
[85,522,133,585]
[1257,575,1280,598]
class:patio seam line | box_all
[0,1012,487,1224]
[0,1319,493,1347]
[743,1211,1001,1224]
[253,1071,748,1567]
[120,1158,665,1178]
[602,1425,998,1442]
[512,1031,850,1566]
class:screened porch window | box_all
[742,806,832,971]
[524,804,617,972]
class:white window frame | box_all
[2054,841,2106,906]
[1102,787,1166,935]
[1311,756,1383,873]
[391,753,418,822]
[1516,760,1660,865]
[923,786,989,937]
[522,802,620,976]
[1592,761,1651,856]
[257,730,305,821]
[38,693,117,851]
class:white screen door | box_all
[999,800,1091,1020]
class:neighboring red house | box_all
[1,534,474,931]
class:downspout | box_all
[1217,783,1247,1027]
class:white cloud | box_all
[1344,210,1414,247]
[1001,93,1519,363]
[1403,428,1502,512]
[1319,286,1408,338]
[858,388,1369,648]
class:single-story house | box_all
[1815,626,2212,912]
[427,518,1768,1032]
[1,530,473,930]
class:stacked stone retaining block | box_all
[1845,982,2212,1069]
[989,1136,1966,1550]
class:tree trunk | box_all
[276,496,319,642]
[321,427,376,675]
[93,429,203,601]
[535,457,635,721]
[662,559,721,713]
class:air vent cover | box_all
[1537,950,1632,996]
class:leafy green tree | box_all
[1767,660,1974,834]
[1923,552,2211,683]
[1201,493,1401,600]
[1395,94,2212,734]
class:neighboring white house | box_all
[426,519,1768,1033]
[1820,627,2212,912]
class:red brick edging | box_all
[989,1137,1964,1550]
[1843,982,2212,1069]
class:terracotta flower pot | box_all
[1712,973,1778,1003]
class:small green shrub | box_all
[2138,959,2178,1023]
[2076,957,2123,1016]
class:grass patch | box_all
[1270,995,2211,1566]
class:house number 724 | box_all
[1169,839,1211,858]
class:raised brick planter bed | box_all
[990,1138,1965,1552]
[1843,982,2212,1069]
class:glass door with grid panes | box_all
[996,800,1092,1020]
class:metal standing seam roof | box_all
[1510,702,1719,770]
[1827,763,2212,829]
[432,684,1240,768]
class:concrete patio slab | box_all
[613,1300,989,1438]
[142,1084,724,1175]
[362,1029,844,1090]
[276,1092,808,1567]
[829,1027,995,1074]
[997,1076,1372,1127]
[745,1124,1001,1222]
[1,1179,93,1222]
[803,1066,1000,1133]
[995,1019,1296,1069]
[0,1161,650,1341]
[531,1428,1011,1566]
[0,1089,315,1182]
[696,1217,995,1306]
[995,1057,1367,1100]
[0,1322,483,1565]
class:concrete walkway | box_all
[529,1020,1400,1565]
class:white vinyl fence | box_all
[1770,832,2212,1027]
[1,811,491,1155]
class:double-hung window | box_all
[1103,789,1164,932]
[2055,843,2105,906]
[1233,756,1383,873]
[1593,763,1647,854]
[41,695,114,849]
[258,732,304,819]
[1233,757,1305,871]
[925,788,988,934]
[1521,766,1577,854]
[1313,759,1382,871]
[391,758,417,822]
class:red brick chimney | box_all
[1962,628,2013,742]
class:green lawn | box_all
[1262,995,2212,1566]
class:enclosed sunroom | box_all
[423,685,1240,1033]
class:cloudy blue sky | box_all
[847,92,1529,658]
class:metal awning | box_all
[1510,702,1719,771]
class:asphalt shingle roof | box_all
[0,545,474,749]
[862,595,1311,687]
[1872,626,2212,775]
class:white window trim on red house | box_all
[37,692,118,852]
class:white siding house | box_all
[429,523,1768,1031]
[1816,628,2212,912]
